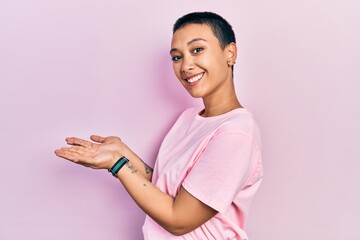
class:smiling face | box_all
[170,24,236,99]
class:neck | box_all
[201,89,242,117]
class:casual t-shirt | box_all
[142,107,263,240]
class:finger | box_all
[66,146,87,155]
[55,148,95,165]
[55,149,82,163]
[66,137,93,148]
[90,135,106,143]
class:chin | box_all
[189,94,203,99]
[184,88,205,98]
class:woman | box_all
[55,12,263,240]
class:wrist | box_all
[109,144,128,169]
[108,156,129,177]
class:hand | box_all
[54,135,126,170]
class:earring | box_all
[227,60,234,66]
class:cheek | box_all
[211,57,227,73]
[172,64,182,79]
[196,56,209,68]
[197,53,217,72]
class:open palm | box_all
[55,135,125,169]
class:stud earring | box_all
[227,60,234,66]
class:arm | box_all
[64,135,153,181]
[118,161,217,235]
[55,135,217,235]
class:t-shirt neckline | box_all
[195,107,248,120]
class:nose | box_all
[181,55,194,75]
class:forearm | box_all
[116,161,180,234]
[55,136,215,236]
[122,147,153,181]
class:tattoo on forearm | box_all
[139,158,153,175]
[126,162,138,174]
[144,163,153,175]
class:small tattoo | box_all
[126,162,138,174]
[145,164,153,175]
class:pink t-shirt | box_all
[142,107,263,240]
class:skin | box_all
[55,23,241,236]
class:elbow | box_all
[164,223,194,236]
[167,227,189,236]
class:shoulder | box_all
[216,108,262,148]
[173,107,199,124]
[180,107,199,118]
[163,107,199,136]
[217,108,256,134]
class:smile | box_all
[184,72,204,84]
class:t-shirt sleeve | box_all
[182,131,255,213]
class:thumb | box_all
[90,135,106,143]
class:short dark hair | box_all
[173,12,236,49]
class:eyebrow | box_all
[170,38,207,54]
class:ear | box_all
[226,42,237,66]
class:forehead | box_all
[171,24,218,47]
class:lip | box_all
[182,72,204,86]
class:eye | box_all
[192,47,204,54]
[171,55,182,62]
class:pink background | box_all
[1,0,359,239]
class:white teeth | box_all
[186,73,203,83]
